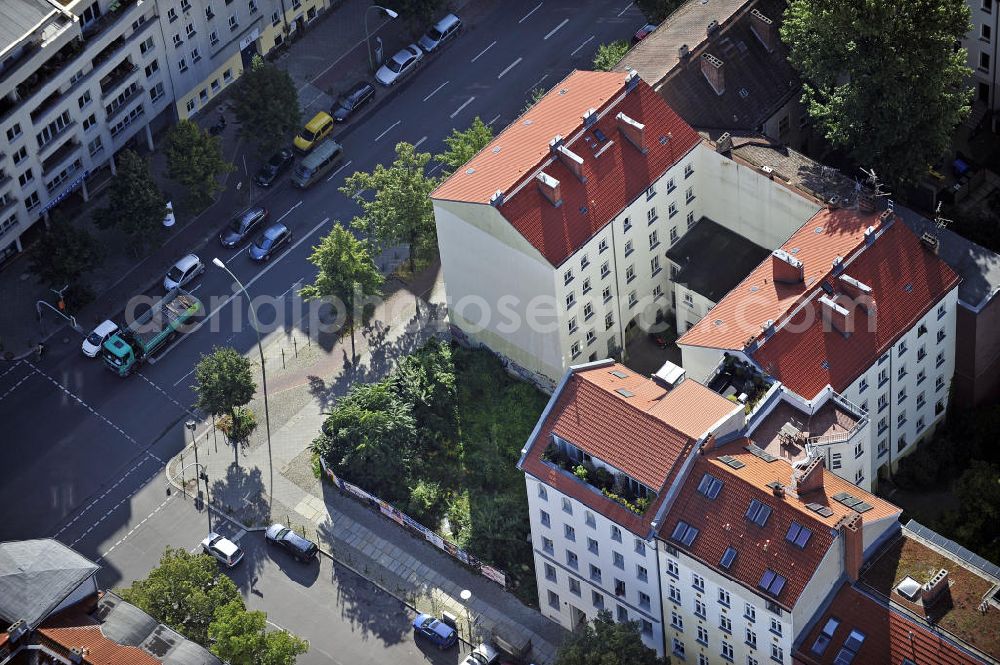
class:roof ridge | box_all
[576,371,695,448]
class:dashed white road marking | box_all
[423,81,448,102]
[414,136,428,149]
[450,96,476,118]
[428,163,445,175]
[135,371,197,416]
[525,74,549,94]
[617,1,634,17]
[571,35,595,56]
[497,58,522,79]
[374,120,401,142]
[544,18,569,40]
[94,484,175,561]
[470,41,496,63]
[519,2,542,24]
[275,200,304,224]
[0,369,33,402]
[0,361,24,381]
[487,113,501,126]
[326,160,353,182]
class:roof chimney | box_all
[864,225,877,246]
[70,648,84,664]
[794,457,825,494]
[536,172,562,207]
[707,19,720,36]
[837,512,863,582]
[625,69,640,92]
[771,249,803,284]
[582,108,598,128]
[716,132,733,154]
[679,44,690,59]
[920,232,940,255]
[616,112,646,154]
[820,294,856,336]
[555,144,586,182]
[701,53,725,95]
[490,190,504,206]
[921,568,950,604]
[749,9,776,52]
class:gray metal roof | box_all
[0,538,99,629]
[0,0,56,57]
[667,217,770,302]
[97,593,223,665]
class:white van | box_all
[291,139,344,189]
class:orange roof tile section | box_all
[433,70,628,204]
[39,624,160,665]
[647,376,738,439]
[796,584,984,665]
[661,442,899,609]
[754,219,960,399]
[678,207,883,351]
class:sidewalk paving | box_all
[168,263,568,664]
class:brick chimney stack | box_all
[536,172,562,207]
[793,458,824,495]
[837,512,864,582]
[749,9,777,52]
[700,53,725,95]
[820,294,856,336]
[771,249,804,284]
[616,112,646,154]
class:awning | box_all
[39,170,90,216]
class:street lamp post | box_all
[171,462,212,532]
[186,420,200,499]
[459,589,473,642]
[211,257,273,518]
[364,5,399,72]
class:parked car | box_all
[220,206,269,248]
[248,222,292,262]
[254,148,294,187]
[82,320,119,357]
[375,45,424,86]
[412,613,458,649]
[163,253,205,291]
[265,523,319,562]
[460,642,500,665]
[201,533,244,567]
[332,81,376,122]
[418,13,462,53]
[633,22,658,43]
[293,112,335,153]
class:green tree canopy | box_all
[390,338,457,453]
[93,149,166,256]
[28,215,103,287]
[312,381,417,503]
[437,117,493,176]
[781,0,972,187]
[193,346,256,423]
[554,611,667,665]
[593,41,630,72]
[340,142,438,272]
[118,547,242,646]
[635,0,681,23]
[232,56,301,158]
[165,119,234,209]
[300,223,383,362]
[209,600,309,665]
[390,0,443,22]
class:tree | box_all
[299,224,383,363]
[92,149,166,256]
[593,41,630,72]
[554,611,667,665]
[165,119,234,209]
[436,116,493,176]
[118,547,242,646]
[232,55,301,158]
[391,0,443,23]
[390,338,457,455]
[209,601,309,665]
[635,0,682,23]
[193,347,257,443]
[781,0,972,187]
[340,142,437,272]
[522,87,548,114]
[28,215,103,287]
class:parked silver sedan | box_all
[375,44,424,86]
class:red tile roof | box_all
[753,218,960,399]
[433,70,702,267]
[796,583,986,665]
[38,622,160,665]
[678,207,884,351]
[520,362,732,535]
[660,441,899,609]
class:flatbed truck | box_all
[101,288,202,376]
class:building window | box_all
[936,375,946,391]
[653,284,663,299]
[36,110,72,148]
[670,226,679,244]
[602,286,612,304]
[186,99,196,112]
[564,268,574,285]
[692,573,705,592]
[168,7,178,22]
[568,317,578,335]
[669,584,681,603]
[145,60,160,77]
[566,550,578,569]
[897,387,906,405]
[611,525,622,542]
[565,291,576,309]
[936,351,945,368]
[78,91,92,109]
[229,14,239,29]
[684,163,694,178]
[599,238,609,253]
[6,124,22,142]
[590,564,602,583]
[746,627,757,648]
[982,23,992,41]
[605,312,614,330]
[634,539,646,556]
[981,51,991,71]
[12,146,28,165]
[548,590,560,609]
[722,640,734,661]
[719,589,731,606]
[667,558,679,578]
[223,68,234,83]
[583,302,594,321]
[639,591,651,609]
[898,434,907,452]
[186,23,196,37]
[569,577,581,596]
[537,484,548,500]
[624,239,634,257]
[173,33,183,47]
[671,612,684,631]
[937,328,947,343]
[831,452,842,469]
[770,618,782,636]
[917,368,926,385]
[897,339,907,356]
[249,0,258,13]
[540,510,550,527]
[687,210,695,228]
[564,524,576,541]
[82,114,97,131]
[272,11,281,26]
[613,552,624,569]
[668,201,678,218]
[854,441,864,459]
[628,291,638,308]
[695,599,706,619]
[623,216,632,232]
[897,410,907,428]
[178,58,188,73]
[745,603,756,622]
[878,393,888,412]
[854,467,864,484]
[87,136,103,157]
[878,367,889,387]
[584,510,595,527]
[18,169,34,187]
[858,377,868,393]
[544,563,556,582]
[666,177,676,193]
[897,364,907,380]
[588,537,599,554]
[646,207,657,224]
[191,48,201,63]
[937,303,947,319]
[542,536,553,554]
[582,278,592,295]
[571,340,581,358]
[649,230,659,249]
[877,438,887,458]
[637,564,648,582]
[770,644,783,663]
[685,187,694,203]
[697,625,708,645]
[600,261,610,278]
[210,31,219,46]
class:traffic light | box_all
[57,299,65,311]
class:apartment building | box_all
[0,0,328,268]
[431,70,819,390]
[962,0,999,127]
[518,360,743,655]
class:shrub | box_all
[407,480,446,527]
[573,465,589,481]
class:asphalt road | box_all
[1,0,641,658]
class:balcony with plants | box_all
[709,353,775,415]
[542,437,655,515]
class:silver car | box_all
[201,532,244,567]
[163,253,205,291]
[375,44,424,86]
[418,14,462,53]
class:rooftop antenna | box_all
[858,167,890,212]
[933,201,953,232]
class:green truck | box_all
[102,288,203,376]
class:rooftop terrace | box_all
[749,396,861,464]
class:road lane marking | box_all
[617,1,634,17]
[414,136,428,149]
[97,491,175,562]
[0,361,24,381]
[525,74,549,94]
[497,58,522,79]
[545,18,569,40]
[374,120,401,142]
[326,159,353,182]
[519,3,542,24]
[428,163,444,175]
[488,113,501,126]
[157,218,330,361]
[470,41,496,63]
[571,35,595,56]
[423,81,449,102]
[135,371,197,415]
[450,96,476,118]
[0,369,33,402]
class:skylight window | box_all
[810,616,839,655]
[785,521,813,548]
[832,629,865,664]
[670,521,699,547]
[719,547,737,569]
[616,388,635,398]
[696,473,723,499]
[746,499,772,527]
[758,569,786,597]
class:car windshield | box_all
[338,96,354,110]
[229,218,246,233]
[256,235,274,250]
[301,128,317,142]
[268,154,285,168]
[86,331,104,346]
[387,56,405,73]
[427,27,443,41]
[167,266,185,282]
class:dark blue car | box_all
[248,222,292,262]
[412,613,457,649]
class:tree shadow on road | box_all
[209,462,270,529]
[327,556,412,647]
